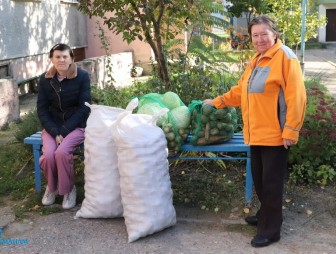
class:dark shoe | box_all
[245,215,258,226]
[251,235,280,248]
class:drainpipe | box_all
[300,0,307,75]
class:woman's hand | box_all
[56,135,64,146]
[203,99,214,106]
[283,138,295,149]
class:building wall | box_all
[85,16,152,74]
[0,0,87,83]
[318,3,336,42]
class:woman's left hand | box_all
[56,135,64,146]
[283,138,295,149]
[203,99,214,106]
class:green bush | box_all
[91,81,157,108]
[289,79,336,185]
[14,109,42,142]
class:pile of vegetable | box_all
[136,92,191,151]
[188,100,238,145]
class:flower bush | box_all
[289,79,336,185]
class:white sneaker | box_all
[62,186,76,209]
[42,186,57,206]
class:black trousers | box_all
[250,145,289,239]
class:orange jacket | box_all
[213,40,306,146]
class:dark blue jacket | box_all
[37,63,91,138]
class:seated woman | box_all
[37,43,91,209]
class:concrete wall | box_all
[0,79,19,130]
[85,16,153,75]
[0,0,87,83]
[76,52,134,89]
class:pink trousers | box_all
[39,128,85,195]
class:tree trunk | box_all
[152,22,170,90]
[155,48,170,90]
[146,38,170,89]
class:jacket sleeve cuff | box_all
[282,128,299,143]
[49,128,59,139]
[213,96,226,109]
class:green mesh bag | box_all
[136,92,191,151]
[188,100,238,145]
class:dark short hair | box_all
[248,15,279,39]
[49,43,74,59]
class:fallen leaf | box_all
[30,205,40,211]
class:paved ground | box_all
[1,45,336,254]
[304,43,336,97]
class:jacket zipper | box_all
[246,56,263,145]
[51,77,64,114]
[246,62,253,145]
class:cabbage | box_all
[163,91,181,109]
[170,106,191,129]
[137,103,168,126]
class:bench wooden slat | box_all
[24,137,43,145]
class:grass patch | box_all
[170,159,247,213]
[0,143,34,197]
[305,42,327,49]
[0,141,41,218]
[0,145,87,219]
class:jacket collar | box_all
[250,39,283,63]
[45,63,77,79]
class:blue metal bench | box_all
[169,133,252,205]
[24,132,44,193]
[24,132,252,205]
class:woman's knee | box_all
[39,153,56,169]
[54,148,71,161]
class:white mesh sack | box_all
[111,108,176,243]
[75,100,137,218]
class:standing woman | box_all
[37,43,91,209]
[204,15,306,247]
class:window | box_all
[72,48,86,62]
[60,0,79,3]
[0,63,10,79]
[11,0,41,2]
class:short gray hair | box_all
[248,15,279,39]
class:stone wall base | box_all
[0,79,19,130]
